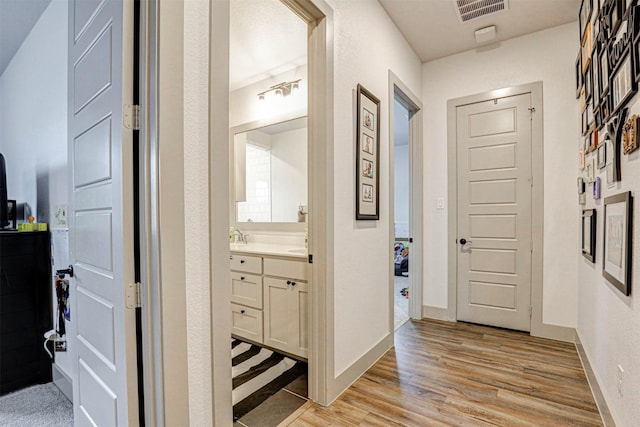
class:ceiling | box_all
[0,0,51,76]
[378,0,580,63]
[229,0,307,91]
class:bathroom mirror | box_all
[231,116,307,224]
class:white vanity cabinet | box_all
[230,250,308,359]
[263,259,309,359]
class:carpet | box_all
[232,339,306,421]
[0,383,73,427]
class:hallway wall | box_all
[325,0,422,379]
[421,23,579,328]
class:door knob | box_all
[459,238,472,245]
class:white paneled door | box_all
[68,0,138,425]
[456,93,533,332]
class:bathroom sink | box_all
[288,249,307,254]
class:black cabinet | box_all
[0,231,52,395]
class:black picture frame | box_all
[577,51,583,99]
[634,32,640,81]
[603,191,633,296]
[355,84,380,221]
[611,52,637,114]
[586,61,594,100]
[582,209,597,262]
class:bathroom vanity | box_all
[230,244,308,359]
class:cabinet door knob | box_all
[286,280,292,285]
[240,277,245,281]
[240,260,245,264]
[290,281,296,287]
[240,309,245,314]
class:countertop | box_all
[230,242,307,259]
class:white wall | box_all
[0,0,68,224]
[394,144,409,237]
[422,23,579,328]
[0,0,71,378]
[576,34,640,427]
[326,0,422,376]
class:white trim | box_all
[52,363,73,402]
[447,82,556,339]
[575,332,616,427]
[387,71,424,339]
[327,334,392,404]
[422,305,452,321]
[209,1,233,425]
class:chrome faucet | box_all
[234,229,248,244]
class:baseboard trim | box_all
[575,332,616,427]
[422,305,452,321]
[326,333,392,404]
[52,363,73,402]
[531,322,575,343]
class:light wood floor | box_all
[284,319,603,426]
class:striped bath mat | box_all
[232,339,307,421]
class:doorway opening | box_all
[392,98,411,330]
[388,73,423,333]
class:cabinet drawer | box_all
[230,254,262,274]
[263,257,308,281]
[231,304,263,342]
[231,272,262,309]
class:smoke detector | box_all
[452,0,509,23]
[475,25,497,43]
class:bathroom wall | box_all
[270,127,307,222]
[421,23,579,328]
[0,0,72,382]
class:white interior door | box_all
[456,93,532,332]
[68,0,138,424]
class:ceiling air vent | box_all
[452,0,509,23]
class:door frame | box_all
[388,71,423,332]
[446,82,569,340]
[209,0,335,421]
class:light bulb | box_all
[275,88,283,97]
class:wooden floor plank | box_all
[283,319,603,427]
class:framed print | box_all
[582,209,597,262]
[635,33,640,82]
[580,0,593,38]
[599,48,609,95]
[586,155,596,182]
[578,176,586,194]
[623,113,640,154]
[611,53,637,114]
[598,142,607,168]
[585,62,593,100]
[356,84,380,220]
[603,191,633,296]
[580,140,586,169]
[576,52,583,98]
[582,23,594,70]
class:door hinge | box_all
[126,282,142,309]
[308,254,313,264]
[123,104,141,130]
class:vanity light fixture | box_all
[257,79,302,101]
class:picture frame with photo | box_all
[603,191,633,296]
[598,142,607,168]
[576,51,583,99]
[580,0,594,39]
[611,52,637,114]
[582,209,597,263]
[356,84,380,220]
[622,113,640,154]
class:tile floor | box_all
[234,371,308,427]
